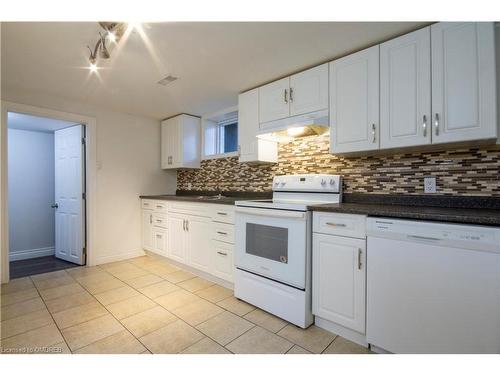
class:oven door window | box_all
[245,223,288,263]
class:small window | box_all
[203,108,238,159]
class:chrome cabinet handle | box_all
[358,249,362,270]
[284,89,288,104]
[186,220,189,231]
[371,123,376,143]
[156,234,162,238]
[156,205,163,209]
[326,222,346,227]
[149,214,152,224]
[168,156,173,165]
[217,251,227,256]
[217,212,228,216]
[182,219,186,231]
[422,115,427,137]
[434,113,439,136]
[51,203,59,209]
[216,231,228,235]
[156,219,162,223]
[289,87,294,102]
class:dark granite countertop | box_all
[310,194,500,226]
[140,191,272,206]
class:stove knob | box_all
[321,179,326,186]
[274,181,280,186]
[329,179,336,186]
[280,181,286,186]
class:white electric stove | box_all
[234,174,342,328]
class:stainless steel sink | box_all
[195,195,227,200]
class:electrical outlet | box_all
[424,177,437,194]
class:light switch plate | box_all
[424,177,437,194]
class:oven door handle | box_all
[235,206,306,219]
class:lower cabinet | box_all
[312,228,367,334]
[212,240,234,282]
[142,210,153,251]
[168,213,187,263]
[186,215,213,274]
[151,227,168,256]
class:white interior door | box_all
[54,125,85,265]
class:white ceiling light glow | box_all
[86,22,127,72]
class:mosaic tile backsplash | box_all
[177,134,500,196]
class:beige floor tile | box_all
[44,290,96,314]
[177,277,214,292]
[94,285,140,305]
[287,345,313,354]
[127,256,153,266]
[1,308,53,339]
[61,314,125,351]
[196,311,254,346]
[147,263,180,277]
[75,330,146,354]
[181,337,231,354]
[323,336,373,354]
[106,295,156,320]
[32,274,75,290]
[139,319,204,354]
[162,269,197,284]
[172,299,224,326]
[67,266,106,279]
[226,326,293,354]
[1,297,46,321]
[0,288,39,306]
[120,305,177,338]
[98,260,131,270]
[138,280,179,299]
[154,289,202,311]
[125,274,163,289]
[74,271,115,286]
[195,284,233,303]
[243,308,288,333]
[52,301,108,329]
[1,277,34,295]
[217,296,256,316]
[277,324,336,354]
[0,323,64,353]
[39,283,85,301]
[82,277,126,295]
[107,265,150,281]
[31,270,68,282]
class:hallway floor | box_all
[9,256,80,279]
[1,254,372,354]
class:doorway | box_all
[7,112,87,278]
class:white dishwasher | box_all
[366,217,500,354]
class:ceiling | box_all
[8,112,79,132]
[1,22,428,120]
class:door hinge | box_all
[82,192,86,199]
[82,137,86,145]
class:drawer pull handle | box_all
[217,251,227,256]
[216,231,228,235]
[217,212,228,216]
[144,203,149,206]
[156,219,162,222]
[358,249,362,270]
[326,222,347,227]
[156,205,163,209]
[156,234,162,238]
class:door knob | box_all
[51,203,59,209]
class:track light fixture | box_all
[87,22,127,72]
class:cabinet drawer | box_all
[211,207,235,224]
[212,223,234,244]
[152,213,168,229]
[313,212,366,239]
[151,200,168,213]
[151,228,168,257]
[142,199,155,210]
[212,240,234,282]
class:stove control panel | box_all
[272,174,342,193]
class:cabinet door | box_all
[431,22,497,144]
[238,89,278,163]
[259,77,290,124]
[290,63,329,116]
[186,215,212,273]
[161,117,178,169]
[312,233,366,333]
[212,240,234,282]
[168,214,186,262]
[142,210,153,251]
[330,46,380,154]
[152,228,168,256]
[380,27,432,149]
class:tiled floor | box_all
[0,254,373,354]
[9,255,80,279]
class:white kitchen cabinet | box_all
[238,89,277,164]
[212,240,234,282]
[312,232,366,334]
[151,227,168,256]
[258,77,290,124]
[380,27,432,149]
[330,46,380,154]
[142,210,153,251]
[167,213,186,262]
[431,22,497,144]
[161,114,201,169]
[186,215,213,274]
[290,63,329,116]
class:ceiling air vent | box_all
[157,75,178,86]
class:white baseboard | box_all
[315,316,369,347]
[9,247,55,261]
[95,249,146,266]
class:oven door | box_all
[235,206,309,289]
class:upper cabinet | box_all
[380,27,432,149]
[330,46,380,153]
[238,89,278,164]
[161,114,201,169]
[259,64,329,127]
[431,22,497,144]
[330,22,497,155]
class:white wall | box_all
[2,88,177,265]
[8,129,55,260]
